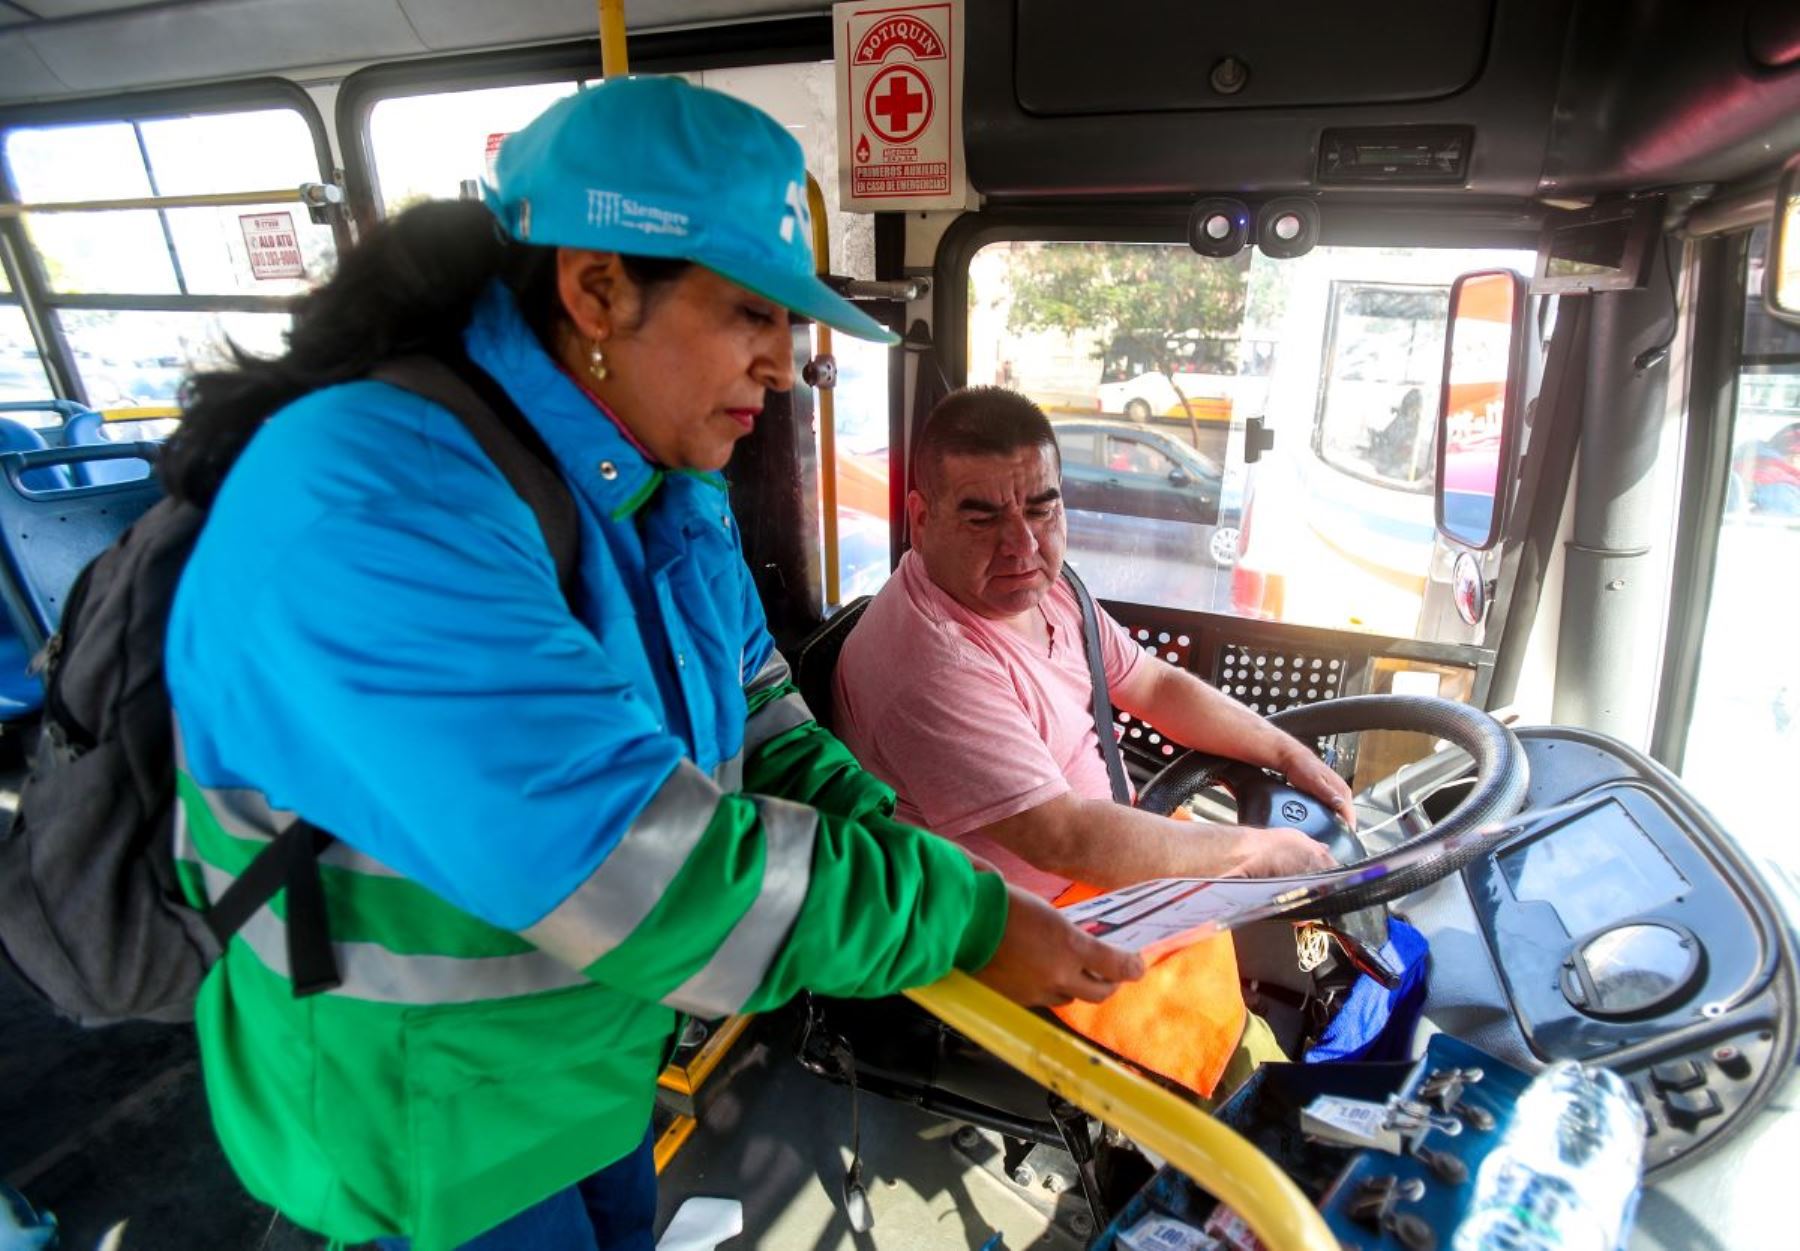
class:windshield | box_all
[968,240,1534,640]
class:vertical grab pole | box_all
[598,0,630,75]
[806,174,841,608]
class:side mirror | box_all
[1766,153,1800,325]
[1436,269,1528,550]
[1168,468,1191,488]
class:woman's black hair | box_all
[160,197,690,505]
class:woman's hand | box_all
[974,884,1145,1008]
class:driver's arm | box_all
[973,792,1336,890]
[1111,658,1357,829]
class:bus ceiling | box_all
[0,2,1795,213]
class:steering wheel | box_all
[1134,694,1528,919]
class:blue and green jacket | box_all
[165,283,1006,1249]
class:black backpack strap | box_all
[203,819,341,997]
[200,353,584,999]
[372,351,582,608]
[1063,565,1131,805]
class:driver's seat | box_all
[789,599,1092,1189]
[793,598,871,736]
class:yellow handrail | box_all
[598,0,629,76]
[907,972,1339,1251]
[804,174,841,608]
[0,187,326,219]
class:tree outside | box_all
[1005,242,1253,449]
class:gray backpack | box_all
[0,353,577,1025]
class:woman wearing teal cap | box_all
[162,76,1139,1250]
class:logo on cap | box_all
[587,189,692,239]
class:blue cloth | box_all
[374,1130,656,1251]
[487,77,894,345]
[1303,917,1430,1064]
[167,282,776,933]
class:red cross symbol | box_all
[865,65,932,144]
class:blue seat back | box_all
[63,409,159,486]
[0,417,73,492]
[0,443,165,653]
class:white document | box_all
[1058,798,1602,961]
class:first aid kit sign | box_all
[239,212,304,281]
[834,1,971,212]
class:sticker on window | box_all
[239,211,305,281]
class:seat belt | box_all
[1063,565,1131,805]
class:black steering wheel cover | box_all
[1136,695,1529,915]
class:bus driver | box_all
[834,386,1354,1099]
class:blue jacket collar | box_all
[462,282,730,521]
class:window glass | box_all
[1314,284,1448,491]
[365,64,873,280]
[137,110,320,196]
[4,111,333,297]
[0,305,53,404]
[55,308,288,409]
[1107,434,1176,476]
[820,328,892,602]
[1681,226,1800,874]
[369,82,582,214]
[1059,426,1098,465]
[969,240,1533,638]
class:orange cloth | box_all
[1051,879,1248,1098]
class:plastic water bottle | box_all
[0,1183,57,1251]
[1451,1062,1644,1251]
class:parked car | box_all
[1051,418,1241,566]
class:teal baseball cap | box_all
[487,76,898,346]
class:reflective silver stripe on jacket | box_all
[743,692,812,754]
[662,795,819,1017]
[187,772,406,880]
[520,759,724,968]
[713,751,744,793]
[188,860,587,1005]
[742,649,815,753]
[174,725,404,878]
[744,650,792,697]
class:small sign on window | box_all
[485,132,510,182]
[239,211,305,281]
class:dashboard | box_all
[1396,726,1796,1177]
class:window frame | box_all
[0,77,341,404]
[1310,278,1451,496]
[334,18,834,233]
[935,205,1544,676]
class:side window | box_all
[1680,225,1800,858]
[2,107,330,409]
[1106,435,1176,476]
[1058,427,1098,465]
[1,265,53,405]
[1313,284,1448,492]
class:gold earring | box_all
[589,340,609,383]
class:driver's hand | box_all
[974,884,1145,1008]
[1279,747,1358,831]
[1220,826,1339,878]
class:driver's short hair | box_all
[912,386,1061,500]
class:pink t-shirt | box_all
[833,552,1146,900]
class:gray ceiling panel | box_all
[18,0,161,16]
[0,32,63,96]
[19,0,425,94]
